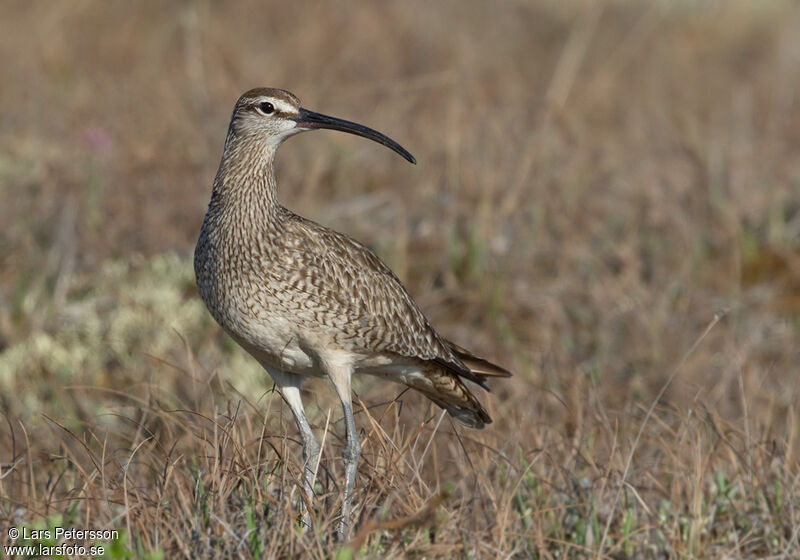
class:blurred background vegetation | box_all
[0,1,798,557]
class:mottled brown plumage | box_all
[194,88,511,537]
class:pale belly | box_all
[195,273,321,376]
[195,243,418,380]
[199,284,422,383]
[229,313,321,376]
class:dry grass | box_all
[0,0,799,558]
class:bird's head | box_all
[228,88,416,164]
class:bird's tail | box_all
[444,339,513,381]
[410,361,493,429]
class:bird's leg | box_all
[267,369,320,530]
[285,387,321,523]
[328,365,361,541]
[339,398,361,540]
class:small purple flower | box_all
[81,125,113,156]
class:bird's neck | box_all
[209,135,282,223]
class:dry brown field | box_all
[0,1,799,558]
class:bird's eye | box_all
[259,102,275,115]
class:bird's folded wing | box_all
[281,216,482,379]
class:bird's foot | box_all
[337,438,361,541]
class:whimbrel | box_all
[194,88,511,538]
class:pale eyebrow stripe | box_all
[261,98,296,114]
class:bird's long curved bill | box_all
[294,108,416,164]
